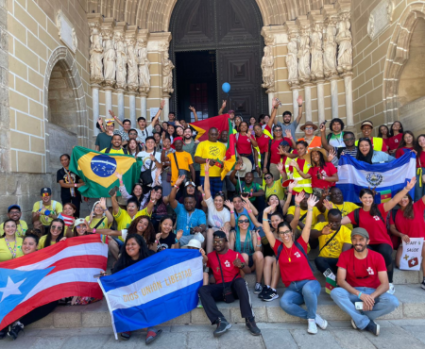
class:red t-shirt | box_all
[236,134,255,155]
[386,134,403,151]
[288,158,307,174]
[207,249,245,284]
[308,162,337,189]
[270,137,293,164]
[347,204,392,247]
[390,199,425,239]
[337,249,386,289]
[255,125,272,153]
[273,237,316,287]
[395,147,414,159]
[418,151,425,168]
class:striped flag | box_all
[0,235,108,329]
[189,114,230,142]
[58,213,74,226]
[221,119,237,180]
[337,152,416,203]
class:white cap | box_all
[74,218,86,226]
[182,239,202,249]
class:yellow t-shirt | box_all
[194,140,226,177]
[263,180,285,201]
[100,148,126,154]
[167,151,193,186]
[37,235,58,249]
[313,222,352,259]
[0,237,24,261]
[287,206,321,227]
[85,216,112,229]
[32,201,63,226]
[0,220,28,237]
[113,207,151,241]
[324,202,359,230]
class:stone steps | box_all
[28,284,425,330]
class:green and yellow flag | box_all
[221,119,237,180]
[69,146,142,198]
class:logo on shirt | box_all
[373,216,380,221]
[367,267,374,275]
[224,260,231,267]
[395,139,399,143]
[294,252,301,258]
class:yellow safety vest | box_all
[255,128,273,167]
[292,159,312,193]
[355,137,383,151]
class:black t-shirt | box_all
[56,168,81,202]
[95,133,113,151]
[158,232,177,250]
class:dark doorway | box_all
[175,51,218,122]
[169,0,267,121]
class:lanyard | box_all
[5,238,17,258]
[186,211,194,230]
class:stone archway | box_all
[43,47,88,172]
[383,4,425,134]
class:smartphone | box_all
[241,193,249,198]
[355,302,363,310]
[109,186,119,197]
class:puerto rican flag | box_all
[0,235,108,329]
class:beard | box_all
[354,244,367,253]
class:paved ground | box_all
[2,319,425,349]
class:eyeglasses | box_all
[274,129,282,132]
[129,132,137,135]
[238,219,250,224]
[305,127,314,130]
[278,230,292,235]
[51,225,63,231]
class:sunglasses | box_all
[278,230,292,235]
[264,176,272,180]
[238,219,250,224]
[51,225,63,231]
[274,129,282,132]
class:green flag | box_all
[69,146,142,198]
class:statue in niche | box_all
[323,23,338,78]
[286,36,298,86]
[126,37,138,90]
[89,27,103,83]
[102,30,116,85]
[162,51,174,94]
[115,32,127,89]
[367,14,375,40]
[298,27,311,83]
[310,23,324,80]
[336,18,353,74]
[261,45,275,91]
[137,39,150,90]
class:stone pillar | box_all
[344,74,354,126]
[140,90,148,119]
[268,92,274,112]
[91,85,100,136]
[317,82,325,124]
[128,91,136,125]
[330,78,339,119]
[292,88,300,120]
[163,97,170,121]
[285,22,300,92]
[304,84,312,122]
[104,87,113,114]
[117,90,124,122]
[101,18,115,122]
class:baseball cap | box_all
[351,227,369,240]
[8,204,21,213]
[279,140,290,147]
[40,187,52,196]
[182,239,202,249]
[361,121,373,129]
[74,218,86,227]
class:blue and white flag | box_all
[336,152,416,203]
[98,249,203,338]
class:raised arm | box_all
[290,191,304,231]
[111,191,120,215]
[203,162,212,200]
[294,95,303,124]
[268,97,279,129]
[383,177,416,212]
[218,100,226,115]
[189,106,198,122]
[241,197,262,228]
[320,123,333,152]
[99,197,113,225]
[247,129,258,148]
[300,195,319,244]
[148,100,165,127]
[290,159,311,179]
[109,110,124,128]
[115,172,132,200]
[169,175,186,209]
[262,204,278,248]
[225,200,236,228]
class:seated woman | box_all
[62,202,78,238]
[85,198,113,230]
[38,219,66,249]
[0,219,23,262]
[0,233,58,340]
[103,234,162,344]
[203,162,231,254]
[356,138,395,164]
[395,131,416,159]
[390,192,425,290]
[262,194,328,335]
[115,172,149,209]
[142,186,169,232]
[156,217,183,250]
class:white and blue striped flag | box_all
[336,152,416,203]
[98,249,203,338]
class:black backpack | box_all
[104,147,128,155]
[276,240,314,272]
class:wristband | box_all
[74,183,77,188]
[150,199,156,203]
[230,211,235,214]
[257,236,261,240]
[295,204,300,208]
[358,292,362,299]
[175,238,179,243]
[174,185,179,188]
[256,244,262,247]
[289,190,293,194]
[93,229,96,234]
[119,181,124,185]
[159,108,163,110]
[205,171,209,174]
[248,209,252,213]
[250,192,253,197]
[308,208,313,212]
[298,104,302,107]
[202,193,206,197]
[263,218,270,222]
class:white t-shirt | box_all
[136,150,162,185]
[137,124,153,144]
[205,197,231,229]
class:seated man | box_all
[32,188,63,233]
[322,187,359,230]
[0,205,28,237]
[228,195,257,232]
[311,209,352,274]
[100,133,128,154]
[198,231,261,337]
[169,175,207,247]
[286,192,321,231]
[330,228,399,336]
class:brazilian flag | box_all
[69,146,142,198]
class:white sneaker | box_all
[307,319,318,334]
[387,283,395,295]
[315,314,328,330]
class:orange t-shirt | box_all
[298,136,322,152]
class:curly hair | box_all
[127,215,156,246]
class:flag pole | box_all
[237,169,243,194]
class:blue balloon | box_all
[222,82,231,93]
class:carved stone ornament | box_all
[367,14,375,40]
[387,0,395,23]
[323,19,338,78]
[336,17,352,74]
[298,26,311,83]
[56,10,78,53]
[286,33,299,87]
[114,32,127,90]
[102,29,116,86]
[368,0,392,41]
[310,23,324,80]
[126,37,138,92]
[89,26,103,84]
[162,51,174,94]
[261,45,275,92]
[137,38,151,92]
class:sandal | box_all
[120,331,131,340]
[145,328,163,344]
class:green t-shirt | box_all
[237,182,261,202]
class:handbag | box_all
[173,153,190,179]
[216,252,237,303]
[139,149,156,185]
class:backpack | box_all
[276,240,314,272]
[39,200,58,213]
[353,207,386,228]
[105,147,128,155]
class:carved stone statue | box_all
[298,27,311,83]
[126,37,138,91]
[336,18,353,74]
[89,26,103,84]
[367,14,375,40]
[387,0,395,22]
[137,39,151,91]
[102,30,116,85]
[261,46,274,91]
[310,23,324,80]
[286,35,298,87]
[162,52,174,94]
[323,22,338,78]
[115,32,127,89]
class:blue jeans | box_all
[280,279,321,319]
[415,168,425,201]
[330,287,399,330]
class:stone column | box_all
[114,22,127,127]
[330,78,339,119]
[297,17,312,122]
[268,92,275,112]
[285,22,300,120]
[344,74,354,126]
[91,84,100,136]
[128,91,136,125]
[140,90,148,119]
[105,87,113,114]
[317,82,325,124]
[117,91,124,122]
[101,18,115,119]
[292,88,300,120]
[125,25,139,127]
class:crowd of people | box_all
[1,96,425,342]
